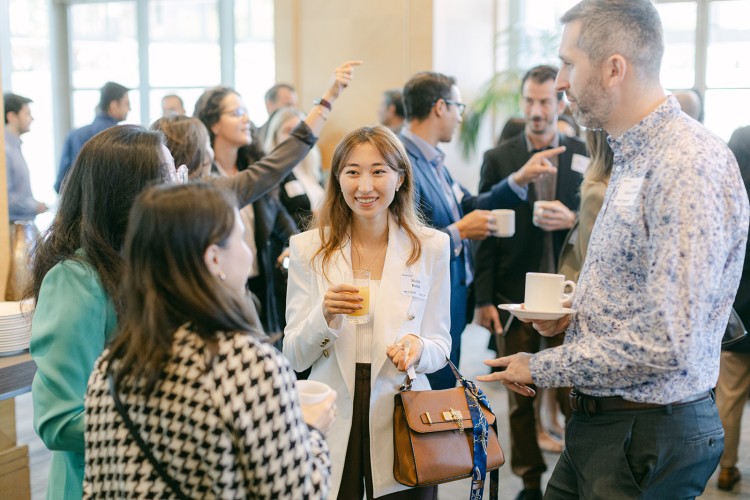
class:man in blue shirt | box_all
[55,81,130,192]
[4,93,47,222]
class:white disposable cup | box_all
[524,272,576,312]
[492,209,515,237]
[296,380,333,405]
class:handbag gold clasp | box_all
[442,408,464,431]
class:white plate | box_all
[498,304,576,321]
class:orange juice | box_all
[347,286,370,323]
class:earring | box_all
[396,185,401,192]
[218,271,226,281]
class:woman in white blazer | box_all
[284,126,451,499]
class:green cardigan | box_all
[30,258,117,499]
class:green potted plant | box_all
[459,26,561,158]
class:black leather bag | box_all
[722,308,750,352]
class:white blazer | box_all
[283,220,452,498]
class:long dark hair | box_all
[27,125,170,305]
[193,86,261,171]
[106,183,261,394]
[312,126,423,277]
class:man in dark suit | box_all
[474,65,587,500]
[399,71,556,390]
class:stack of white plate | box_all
[0,301,33,356]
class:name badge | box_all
[401,273,428,300]
[451,182,465,204]
[571,154,589,174]
[284,180,306,198]
[612,177,644,208]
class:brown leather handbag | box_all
[393,361,504,499]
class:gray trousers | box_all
[544,396,724,499]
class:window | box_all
[655,0,750,140]
[8,0,55,218]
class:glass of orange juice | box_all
[346,269,370,324]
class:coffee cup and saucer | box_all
[498,272,577,321]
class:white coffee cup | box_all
[492,209,515,237]
[524,272,576,312]
[296,380,333,405]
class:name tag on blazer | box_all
[401,273,429,300]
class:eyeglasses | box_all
[222,107,249,118]
[443,99,466,114]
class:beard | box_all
[568,74,613,130]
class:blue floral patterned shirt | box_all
[529,96,749,404]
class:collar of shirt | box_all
[4,129,21,149]
[525,131,560,154]
[607,95,680,169]
[401,128,444,167]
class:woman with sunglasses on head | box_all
[284,126,451,499]
[84,183,335,498]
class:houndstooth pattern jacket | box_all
[84,327,330,498]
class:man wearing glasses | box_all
[400,71,555,390]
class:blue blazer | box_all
[400,133,523,337]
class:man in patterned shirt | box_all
[478,0,750,498]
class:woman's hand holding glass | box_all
[300,391,338,436]
[322,283,364,325]
[386,334,423,373]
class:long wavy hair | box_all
[106,183,261,394]
[27,125,170,307]
[311,126,423,277]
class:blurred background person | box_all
[673,88,704,122]
[263,106,325,231]
[715,124,750,492]
[4,92,48,222]
[377,88,406,134]
[84,182,335,498]
[284,126,451,499]
[160,94,186,117]
[55,81,130,193]
[473,64,586,500]
[258,82,299,142]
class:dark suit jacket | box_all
[400,133,524,338]
[473,133,587,307]
[247,192,299,335]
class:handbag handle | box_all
[108,375,190,500]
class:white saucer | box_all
[498,304,576,321]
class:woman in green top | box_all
[28,62,358,499]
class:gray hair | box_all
[561,0,664,81]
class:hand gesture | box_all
[476,304,503,335]
[386,334,423,372]
[322,61,363,102]
[512,146,565,187]
[455,209,497,240]
[322,283,362,325]
[300,391,337,435]
[476,353,536,397]
[533,200,576,232]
